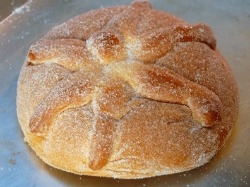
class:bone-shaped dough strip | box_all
[87,1,216,65]
[133,23,216,62]
[109,62,222,127]
[29,72,95,135]
[88,115,115,171]
[28,39,98,71]
[87,14,215,65]
[89,79,143,170]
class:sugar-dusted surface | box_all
[2,2,247,186]
[16,0,238,179]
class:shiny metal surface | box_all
[0,0,249,186]
[0,0,28,21]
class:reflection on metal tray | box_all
[0,0,250,186]
[0,0,28,21]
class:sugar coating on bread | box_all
[17,0,238,179]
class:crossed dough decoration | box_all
[27,1,222,170]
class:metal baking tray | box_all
[0,0,249,186]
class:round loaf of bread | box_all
[17,0,238,179]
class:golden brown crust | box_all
[108,61,222,127]
[29,71,95,135]
[17,0,238,179]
